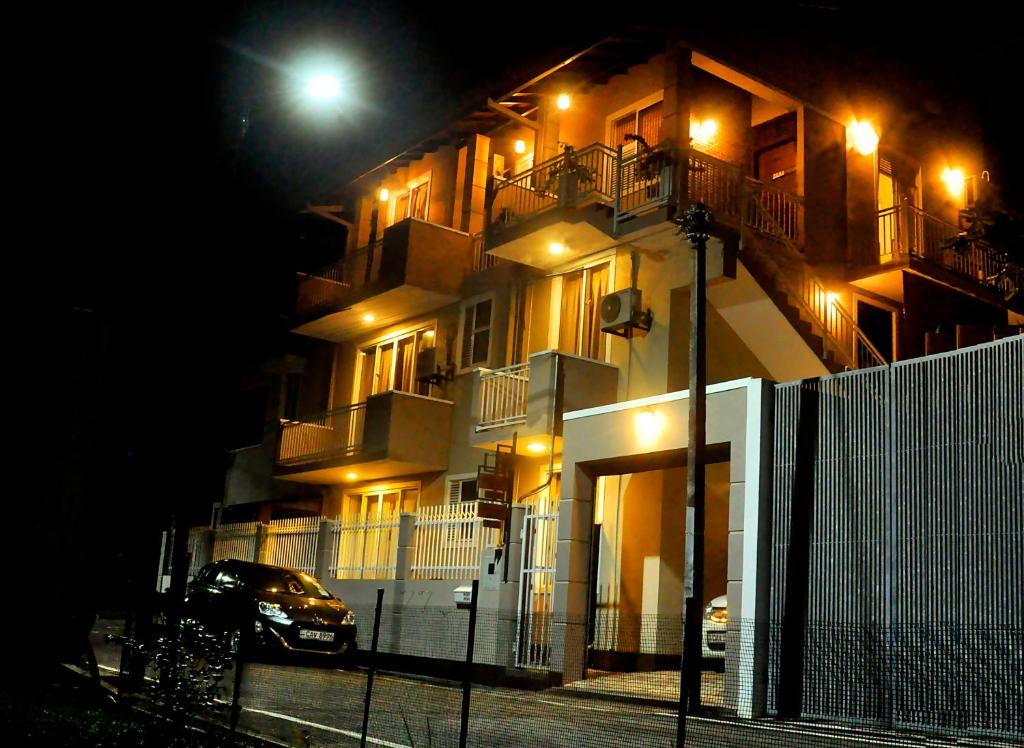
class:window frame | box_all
[387,171,432,226]
[458,293,495,372]
[352,323,437,403]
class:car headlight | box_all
[258,601,290,620]
[342,610,356,625]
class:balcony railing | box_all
[277,402,367,465]
[296,240,384,320]
[877,204,1022,297]
[477,361,530,430]
[471,231,501,271]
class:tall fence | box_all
[769,335,1024,739]
[263,516,320,576]
[411,502,502,580]
[330,511,401,580]
[210,521,259,564]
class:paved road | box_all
[90,620,1013,748]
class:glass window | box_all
[460,298,493,369]
[357,326,435,399]
[558,262,609,360]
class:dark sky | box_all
[25,2,1022,603]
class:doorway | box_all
[856,298,896,363]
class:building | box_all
[201,27,1023,725]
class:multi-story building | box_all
[210,28,1022,717]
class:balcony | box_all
[275,390,454,483]
[876,204,1023,304]
[294,218,474,341]
[484,143,803,268]
[469,350,618,453]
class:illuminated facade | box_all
[218,31,1022,705]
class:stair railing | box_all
[745,191,887,370]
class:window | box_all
[356,326,435,400]
[610,100,663,152]
[446,475,478,504]
[460,297,493,370]
[342,484,419,519]
[558,262,610,361]
[389,173,431,226]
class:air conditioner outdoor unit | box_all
[415,346,453,386]
[600,288,652,337]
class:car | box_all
[702,594,728,660]
[184,559,357,660]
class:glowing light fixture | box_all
[848,119,879,156]
[556,93,571,111]
[514,139,527,154]
[689,118,718,144]
[345,472,358,480]
[548,242,566,256]
[305,74,342,102]
[941,167,965,199]
[634,409,667,449]
[527,442,547,454]
[423,329,435,337]
[378,187,390,202]
[362,313,375,323]
[826,291,839,305]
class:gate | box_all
[516,489,559,668]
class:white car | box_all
[702,594,728,659]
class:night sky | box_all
[27,2,1022,608]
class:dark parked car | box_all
[184,559,357,660]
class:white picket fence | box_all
[329,511,401,580]
[410,502,501,580]
[211,521,259,563]
[264,516,321,575]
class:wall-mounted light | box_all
[548,242,566,256]
[362,313,375,323]
[689,118,718,144]
[847,119,879,156]
[634,409,667,449]
[941,167,965,199]
[423,329,435,338]
[556,94,571,111]
[378,187,390,202]
[826,291,839,305]
[514,139,527,154]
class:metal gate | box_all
[516,493,559,668]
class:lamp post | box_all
[675,202,714,741]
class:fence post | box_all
[395,512,417,581]
[315,520,335,580]
[504,504,527,583]
[253,523,269,564]
[459,579,480,748]
[360,588,385,748]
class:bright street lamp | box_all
[305,73,342,102]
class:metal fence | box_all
[411,502,501,580]
[263,517,320,576]
[329,511,401,580]
[769,335,1024,738]
[210,521,259,564]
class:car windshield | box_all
[232,566,332,599]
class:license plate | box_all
[298,629,335,642]
[707,631,725,644]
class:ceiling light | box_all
[362,313,375,323]
[548,242,566,256]
[345,472,358,480]
[527,443,547,454]
[514,139,527,154]
[556,94,571,111]
[378,187,390,202]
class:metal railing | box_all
[277,402,367,465]
[329,511,401,580]
[476,361,530,430]
[211,521,260,564]
[264,517,321,576]
[617,142,673,218]
[746,178,803,244]
[295,240,384,319]
[878,204,1021,295]
[490,143,621,229]
[471,231,501,271]
[687,150,745,225]
[410,502,501,580]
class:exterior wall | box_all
[799,106,848,267]
[557,378,775,717]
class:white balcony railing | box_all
[476,361,530,430]
[277,402,367,465]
